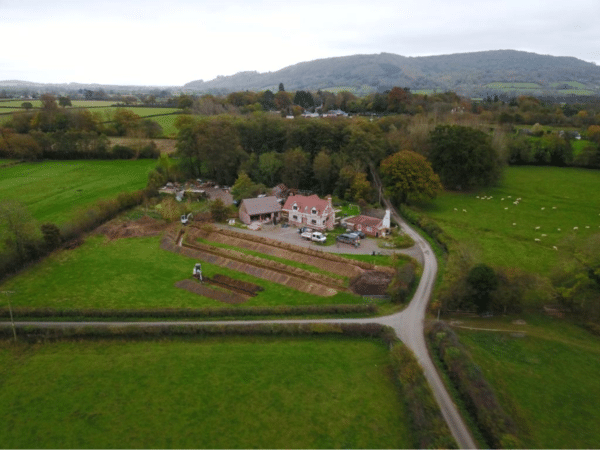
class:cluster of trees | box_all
[436,245,552,315]
[6,94,164,138]
[1,94,163,160]
[167,113,508,206]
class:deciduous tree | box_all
[380,150,442,204]
[429,125,502,190]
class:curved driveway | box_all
[6,199,476,449]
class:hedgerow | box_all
[427,321,521,448]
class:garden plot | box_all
[161,233,339,297]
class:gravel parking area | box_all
[214,223,423,264]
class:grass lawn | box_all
[0,234,364,310]
[453,315,600,448]
[0,336,413,449]
[413,166,600,275]
[0,159,156,224]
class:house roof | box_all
[345,215,383,228]
[282,194,331,215]
[241,196,281,215]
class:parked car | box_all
[347,229,365,239]
[336,233,360,247]
[301,231,327,243]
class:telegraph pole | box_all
[1,291,17,342]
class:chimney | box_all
[383,209,391,229]
[327,195,332,208]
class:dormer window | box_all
[292,204,298,211]
[311,207,317,215]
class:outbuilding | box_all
[239,196,282,225]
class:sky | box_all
[2,0,599,86]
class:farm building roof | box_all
[240,196,282,215]
[345,215,383,228]
[282,194,331,214]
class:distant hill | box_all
[183,50,600,97]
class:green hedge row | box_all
[0,188,155,283]
[0,304,378,319]
[390,343,457,449]
[398,204,454,252]
[0,321,389,343]
[427,321,521,449]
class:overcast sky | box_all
[2,0,599,86]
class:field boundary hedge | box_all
[426,320,521,448]
[398,203,454,252]
[0,304,378,320]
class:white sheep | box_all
[541,207,545,210]
[557,228,561,231]
[504,207,509,210]
[512,223,516,226]
[535,238,540,242]
[501,198,505,201]
[552,206,557,209]
[508,196,512,198]
[553,246,558,250]
[535,226,541,230]
[462,209,467,213]
[586,226,590,229]
[541,234,547,237]
[574,226,579,230]
[454,208,458,211]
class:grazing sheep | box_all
[541,207,545,210]
[504,207,509,210]
[462,209,467,212]
[541,234,547,237]
[557,228,561,231]
[586,226,590,229]
[501,198,505,201]
[552,206,557,209]
[553,246,558,250]
[454,208,458,211]
[512,223,516,226]
[508,196,512,198]
[574,227,579,230]
[535,238,540,242]
[535,226,541,230]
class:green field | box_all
[0,336,412,448]
[550,81,588,89]
[0,160,155,224]
[453,316,600,448]
[414,166,600,274]
[485,82,542,89]
[0,234,363,310]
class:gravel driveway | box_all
[214,223,423,264]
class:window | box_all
[292,215,298,221]
[311,208,317,214]
[292,204,298,211]
[311,219,317,225]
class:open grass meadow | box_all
[452,315,600,448]
[0,160,156,225]
[0,336,413,449]
[413,166,600,275]
[0,234,364,310]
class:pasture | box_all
[485,82,542,89]
[0,234,364,310]
[454,315,600,448]
[414,166,600,275]
[0,336,412,449]
[0,159,155,224]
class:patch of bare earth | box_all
[97,216,171,239]
[175,279,249,304]
[349,271,393,296]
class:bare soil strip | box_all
[174,279,250,304]
[161,233,339,297]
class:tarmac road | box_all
[4,194,477,449]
